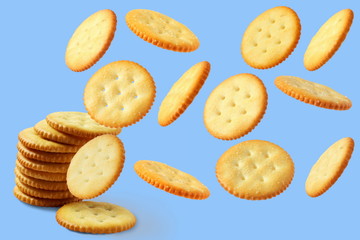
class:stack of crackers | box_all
[14,112,121,207]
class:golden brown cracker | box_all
[67,135,125,199]
[65,9,117,72]
[216,140,294,200]
[15,167,68,191]
[14,186,79,207]
[17,142,74,163]
[17,152,69,173]
[56,201,136,234]
[16,160,66,182]
[204,73,267,140]
[34,119,90,146]
[304,9,354,71]
[134,160,210,200]
[84,61,156,128]
[241,6,301,69]
[18,127,80,153]
[274,76,352,110]
[46,112,121,138]
[158,61,211,126]
[15,178,74,199]
[126,9,199,52]
[306,137,354,197]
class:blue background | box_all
[1,0,359,239]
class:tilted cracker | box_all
[15,178,74,199]
[15,167,68,191]
[241,6,301,69]
[134,160,210,200]
[18,127,80,153]
[306,137,354,197]
[17,152,69,173]
[16,160,66,182]
[204,73,267,140]
[216,140,294,200]
[67,135,125,199]
[304,9,354,71]
[17,142,74,163]
[34,119,90,146]
[274,76,352,110]
[56,201,136,234]
[65,9,117,72]
[84,61,156,128]
[14,186,79,207]
[158,61,211,126]
[126,9,199,52]
[46,112,121,138]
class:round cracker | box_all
[306,137,354,197]
[14,186,79,207]
[17,142,74,163]
[67,135,125,199]
[216,140,294,200]
[15,178,74,199]
[34,119,90,146]
[15,167,68,191]
[204,73,267,140]
[126,9,199,52]
[65,9,117,72]
[158,61,210,126]
[274,76,352,110]
[18,127,80,153]
[16,160,66,182]
[17,152,69,173]
[46,112,121,138]
[56,201,136,234]
[241,6,301,69]
[134,160,210,200]
[84,61,156,128]
[304,9,354,71]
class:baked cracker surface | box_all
[274,75,352,110]
[56,201,136,234]
[241,6,301,69]
[84,61,156,128]
[65,9,117,72]
[134,160,210,200]
[67,135,125,199]
[304,9,354,71]
[216,140,294,200]
[158,61,210,126]
[204,73,267,140]
[126,9,199,52]
[306,137,354,197]
[46,112,121,138]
